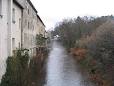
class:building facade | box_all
[22,0,46,56]
[0,0,9,81]
[12,1,23,52]
[0,0,46,57]
[0,0,45,82]
[0,0,24,82]
[37,15,46,37]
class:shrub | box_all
[76,20,114,85]
[0,49,29,86]
[36,34,47,46]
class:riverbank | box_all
[70,48,111,86]
[45,41,95,86]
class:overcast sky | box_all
[31,0,114,30]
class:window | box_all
[25,1,28,11]
[19,18,21,29]
[12,8,15,23]
[33,25,34,31]
[0,0,2,17]
[12,38,15,50]
[28,22,29,29]
[24,33,27,47]
[24,19,27,27]
[28,9,29,14]
[18,42,20,48]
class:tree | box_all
[36,34,47,46]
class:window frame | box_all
[28,8,29,15]
[19,18,21,29]
[12,38,15,50]
[0,0,3,18]
[28,22,29,29]
[12,8,16,23]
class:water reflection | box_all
[45,41,93,86]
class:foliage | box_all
[52,16,113,49]
[0,48,48,86]
[0,49,29,86]
[36,34,47,46]
[53,15,114,86]
[76,20,114,85]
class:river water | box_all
[45,41,94,86]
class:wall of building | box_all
[22,0,38,56]
[37,18,45,37]
[0,0,46,65]
[0,0,8,59]
[11,2,22,51]
[23,0,35,49]
[0,0,9,82]
[0,0,46,81]
[0,0,23,82]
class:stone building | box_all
[37,15,46,37]
[0,0,46,58]
[12,0,23,52]
[0,0,24,82]
[22,0,46,56]
[0,0,45,82]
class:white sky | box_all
[31,0,114,30]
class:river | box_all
[45,41,94,86]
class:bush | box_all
[36,34,47,46]
[0,49,29,86]
[76,20,114,86]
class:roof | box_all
[14,0,45,27]
[13,0,24,9]
[37,15,45,27]
[27,0,37,13]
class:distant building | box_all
[37,15,46,37]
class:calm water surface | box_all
[45,41,94,86]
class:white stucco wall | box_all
[0,0,45,82]
[12,2,22,50]
[0,0,9,82]
[0,0,22,82]
[22,1,38,50]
